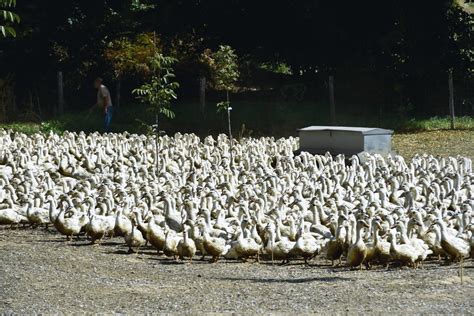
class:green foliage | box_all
[202,45,239,92]
[132,52,179,125]
[40,120,64,134]
[201,45,239,112]
[0,0,19,37]
[216,101,230,113]
[259,61,292,75]
[447,3,474,75]
[130,0,156,12]
[104,33,159,78]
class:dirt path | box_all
[1,228,473,314]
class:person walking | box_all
[92,77,113,132]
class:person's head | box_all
[94,77,103,89]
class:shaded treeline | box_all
[0,0,472,129]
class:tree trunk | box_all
[448,69,455,130]
[199,76,206,118]
[329,75,336,125]
[35,88,42,120]
[227,90,233,169]
[115,79,121,109]
[57,71,64,116]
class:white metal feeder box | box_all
[297,126,394,156]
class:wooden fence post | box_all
[448,69,455,130]
[115,79,121,109]
[199,76,206,118]
[329,75,336,125]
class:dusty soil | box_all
[1,228,473,314]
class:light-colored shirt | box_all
[97,84,112,108]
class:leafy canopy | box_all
[104,33,158,78]
[201,45,239,111]
[0,0,20,37]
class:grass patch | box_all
[400,116,474,131]
[0,122,43,134]
[393,130,474,159]
[0,101,473,137]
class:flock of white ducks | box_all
[0,130,472,273]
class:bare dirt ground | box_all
[1,228,473,314]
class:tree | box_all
[0,0,20,37]
[104,33,160,78]
[133,51,179,171]
[104,32,159,108]
[201,45,239,167]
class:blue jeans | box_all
[104,106,113,132]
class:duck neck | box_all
[275,224,282,242]
[135,212,144,227]
[399,225,410,244]
[456,215,464,234]
[389,232,399,251]
[406,221,416,239]
[373,225,380,246]
[49,200,58,221]
[437,222,448,241]
[202,225,210,239]
[204,211,212,229]
[240,220,246,236]
[266,229,276,249]
[312,205,321,225]
[317,203,328,223]
[356,224,364,244]
[165,197,174,216]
